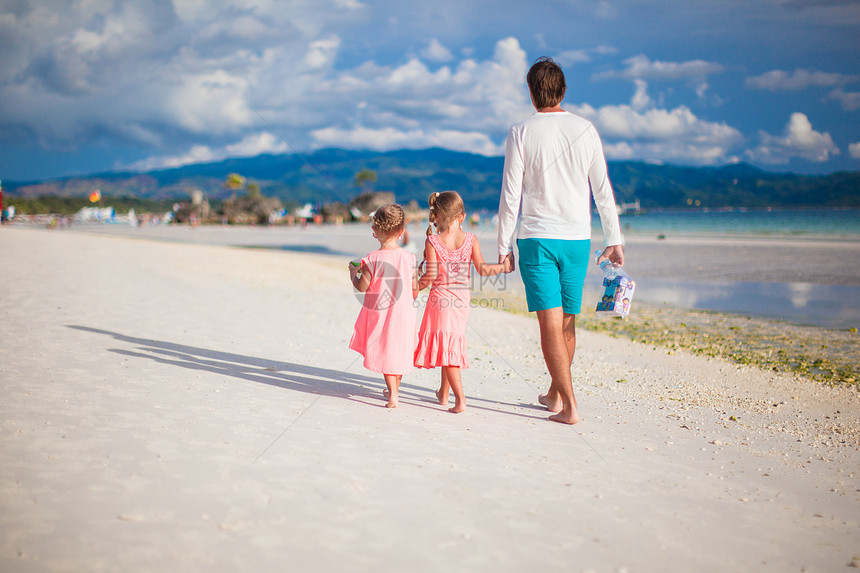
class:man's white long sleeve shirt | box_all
[497,111,623,256]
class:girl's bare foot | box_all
[435,389,448,406]
[383,389,390,399]
[386,396,398,409]
[448,402,465,414]
[538,393,562,413]
[548,408,580,424]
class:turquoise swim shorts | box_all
[517,238,591,315]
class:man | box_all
[497,57,625,425]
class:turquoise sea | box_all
[612,207,860,238]
[598,208,860,329]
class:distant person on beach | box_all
[497,56,625,425]
[414,191,508,413]
[349,204,419,408]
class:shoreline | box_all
[474,289,858,388]
[6,223,860,381]
[13,219,860,283]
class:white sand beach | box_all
[1,225,858,572]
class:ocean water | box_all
[612,208,860,238]
[355,210,860,329]
[636,278,860,330]
[604,208,860,329]
[58,208,860,329]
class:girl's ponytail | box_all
[426,192,440,236]
[426,191,464,236]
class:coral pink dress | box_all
[349,247,417,375]
[414,232,475,369]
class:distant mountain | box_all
[4,148,858,210]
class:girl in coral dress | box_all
[414,191,508,413]
[349,204,418,408]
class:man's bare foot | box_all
[435,389,448,406]
[538,393,562,413]
[448,402,465,414]
[548,409,580,425]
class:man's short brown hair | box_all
[527,57,566,109]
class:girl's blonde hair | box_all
[426,191,465,236]
[372,203,406,237]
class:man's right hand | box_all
[598,245,624,266]
[500,252,516,273]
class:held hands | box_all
[499,252,515,273]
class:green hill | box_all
[4,148,858,211]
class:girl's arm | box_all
[411,268,419,300]
[417,238,438,290]
[471,237,506,276]
[350,261,372,292]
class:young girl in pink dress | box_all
[414,191,507,413]
[349,204,418,409]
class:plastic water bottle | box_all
[594,250,635,318]
[594,250,628,281]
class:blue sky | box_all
[1,0,859,181]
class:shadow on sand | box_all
[67,325,388,401]
[67,325,547,419]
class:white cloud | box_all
[169,70,254,133]
[225,131,289,156]
[4,1,850,177]
[386,58,450,87]
[0,1,357,151]
[305,35,341,69]
[568,82,743,165]
[554,45,616,67]
[597,55,724,82]
[828,88,860,111]
[745,113,839,164]
[196,15,275,43]
[555,50,591,66]
[334,0,364,9]
[595,55,724,99]
[311,56,742,166]
[129,132,288,171]
[314,36,532,147]
[745,68,857,90]
[630,80,653,110]
[421,39,453,62]
[310,126,502,155]
[119,35,530,166]
[849,142,860,159]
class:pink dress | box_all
[414,232,475,369]
[349,247,417,375]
